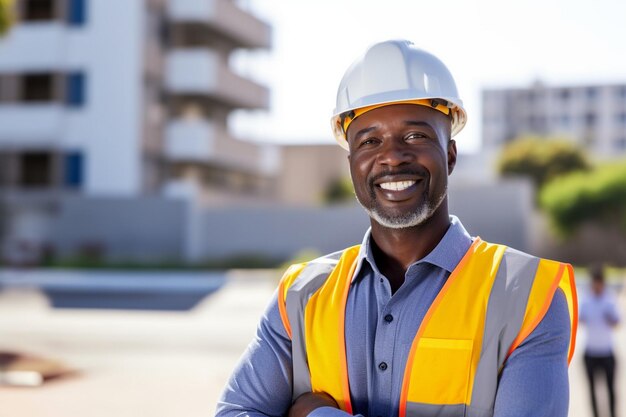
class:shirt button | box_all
[379,278,383,283]
[378,362,388,371]
[384,314,394,323]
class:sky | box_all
[231,0,626,153]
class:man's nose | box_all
[377,140,413,166]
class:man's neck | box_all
[369,205,451,293]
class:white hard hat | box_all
[331,40,467,150]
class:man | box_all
[216,40,577,417]
[580,264,620,417]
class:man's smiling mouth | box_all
[378,181,416,191]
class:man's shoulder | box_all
[481,239,569,266]
[477,241,574,293]
[301,244,362,267]
[282,245,361,287]
[310,248,352,265]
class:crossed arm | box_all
[215,290,571,417]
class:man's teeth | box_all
[379,181,416,191]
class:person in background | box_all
[580,264,621,417]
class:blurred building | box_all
[0,1,536,265]
[277,144,350,206]
[0,0,362,264]
[0,0,288,262]
[0,0,275,205]
[483,82,626,156]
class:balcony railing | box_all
[166,0,271,49]
[164,117,266,173]
[165,118,216,162]
[0,23,66,72]
[0,104,64,143]
[165,48,269,110]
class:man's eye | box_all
[406,132,428,140]
[360,137,379,146]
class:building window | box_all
[67,0,87,26]
[63,152,83,188]
[23,0,55,21]
[528,115,546,131]
[0,75,19,102]
[616,112,626,125]
[22,73,54,102]
[0,76,4,103]
[586,87,598,100]
[20,152,52,187]
[615,138,626,151]
[560,114,571,127]
[0,153,10,186]
[559,89,570,101]
[66,72,85,107]
[584,113,596,128]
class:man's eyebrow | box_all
[404,120,435,129]
[352,126,377,141]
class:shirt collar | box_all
[351,215,473,283]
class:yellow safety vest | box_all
[277,238,577,417]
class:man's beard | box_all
[354,170,447,229]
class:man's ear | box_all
[447,139,457,175]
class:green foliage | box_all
[497,136,590,188]
[0,0,14,36]
[540,160,626,236]
[323,176,355,204]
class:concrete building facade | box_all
[0,0,281,261]
[0,1,543,265]
[277,144,350,206]
[0,0,275,202]
[483,82,626,156]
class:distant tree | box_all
[0,0,13,36]
[497,136,590,190]
[323,177,355,204]
[540,160,626,236]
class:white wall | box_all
[64,0,144,195]
[0,0,145,196]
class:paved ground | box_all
[0,270,623,417]
[0,270,278,417]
